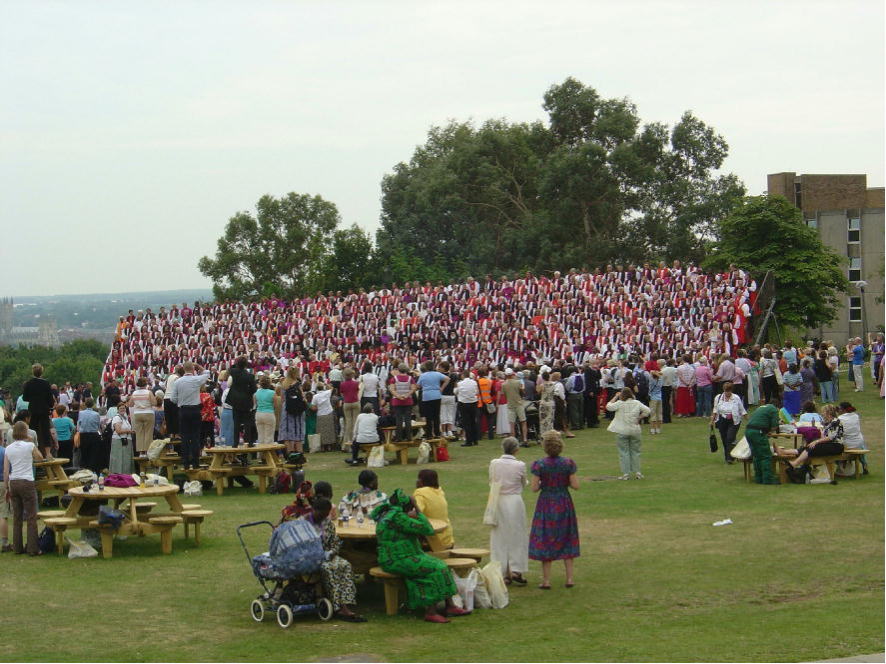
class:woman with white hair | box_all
[488,437,529,585]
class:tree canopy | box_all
[0,339,107,399]
[702,195,848,329]
[375,77,746,280]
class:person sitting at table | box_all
[313,480,337,519]
[280,480,314,523]
[783,404,844,470]
[302,497,367,622]
[837,401,868,475]
[371,489,470,623]
[412,469,453,551]
[347,404,380,465]
[340,469,387,517]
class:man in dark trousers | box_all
[22,364,55,455]
[226,356,257,447]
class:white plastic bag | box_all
[473,571,492,609]
[70,469,97,484]
[147,438,167,461]
[479,561,509,609]
[183,480,203,496]
[308,434,322,453]
[483,481,501,526]
[454,568,479,612]
[730,436,751,460]
[367,445,385,468]
[146,473,169,486]
[67,537,99,559]
[416,441,431,465]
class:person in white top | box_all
[837,403,868,475]
[710,382,747,464]
[128,377,157,455]
[110,403,134,475]
[358,367,381,414]
[4,421,44,555]
[455,370,480,446]
[606,388,652,480]
[348,404,380,464]
[488,437,529,585]
[311,385,336,451]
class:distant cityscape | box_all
[0,289,213,347]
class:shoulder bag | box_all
[482,480,501,526]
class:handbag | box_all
[485,401,497,414]
[307,433,321,453]
[774,365,784,386]
[708,426,718,453]
[730,436,751,460]
[367,445,385,468]
[482,481,501,526]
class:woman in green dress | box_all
[371,489,470,623]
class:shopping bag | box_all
[730,436,751,460]
[147,438,167,461]
[183,480,203,496]
[708,427,718,453]
[454,568,479,612]
[474,573,492,609]
[367,445,385,468]
[416,441,431,464]
[67,537,99,559]
[482,481,501,526]
[479,561,509,609]
[435,445,449,462]
[308,434,322,453]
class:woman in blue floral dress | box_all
[529,430,580,589]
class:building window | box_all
[848,216,861,243]
[848,296,862,322]
[849,257,862,282]
[794,182,802,209]
[806,218,817,229]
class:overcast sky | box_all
[2,0,883,297]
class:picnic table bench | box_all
[35,458,79,497]
[202,443,285,495]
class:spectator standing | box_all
[175,362,211,469]
[694,357,714,417]
[109,403,134,474]
[582,362,601,428]
[388,364,417,443]
[529,431,580,589]
[606,388,651,479]
[227,357,257,447]
[710,382,747,463]
[3,422,44,555]
[646,370,663,434]
[847,338,865,391]
[660,359,677,424]
[565,368,584,431]
[21,364,54,458]
[128,377,156,456]
[455,370,480,447]
[163,367,183,440]
[253,376,277,445]
[51,405,75,461]
[869,333,885,385]
[502,368,527,442]
[487,438,529,585]
[416,361,449,439]
[674,355,696,417]
[814,350,834,404]
[358,363,381,414]
[75,398,102,472]
[339,369,361,444]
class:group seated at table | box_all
[339,470,387,515]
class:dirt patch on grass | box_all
[314,655,385,663]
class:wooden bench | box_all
[444,557,478,577]
[368,567,405,616]
[148,515,183,554]
[181,510,213,545]
[43,517,78,556]
[134,502,158,517]
[37,510,67,520]
[741,449,868,482]
[385,440,421,465]
[180,503,202,511]
[426,438,448,462]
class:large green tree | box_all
[702,195,848,329]
[198,193,341,300]
[377,77,745,279]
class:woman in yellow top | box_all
[413,469,454,550]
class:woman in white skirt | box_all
[488,437,529,585]
[495,372,510,437]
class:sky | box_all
[1,0,883,297]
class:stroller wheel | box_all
[276,603,294,629]
[317,597,334,621]
[250,599,265,622]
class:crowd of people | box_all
[101,263,759,394]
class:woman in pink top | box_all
[674,355,696,416]
[339,369,361,444]
[694,357,714,417]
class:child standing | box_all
[646,369,664,434]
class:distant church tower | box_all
[38,315,60,348]
[0,297,12,345]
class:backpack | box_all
[571,373,584,393]
[100,420,113,447]
[285,385,306,415]
[636,371,649,395]
[38,527,56,554]
[270,470,291,495]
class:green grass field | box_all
[2,384,882,662]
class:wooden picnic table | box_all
[335,517,447,575]
[63,484,188,557]
[35,458,78,496]
[203,443,284,495]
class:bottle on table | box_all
[98,473,105,491]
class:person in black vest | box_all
[227,356,257,447]
[21,364,55,455]
[583,361,601,428]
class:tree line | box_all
[0,339,107,399]
[198,77,847,330]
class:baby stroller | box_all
[237,520,334,628]
[525,400,541,444]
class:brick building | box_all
[767,173,884,343]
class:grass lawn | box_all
[1,383,882,662]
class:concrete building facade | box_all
[767,173,884,343]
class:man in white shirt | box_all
[455,370,480,447]
[164,367,184,440]
[4,422,44,555]
[174,362,210,469]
